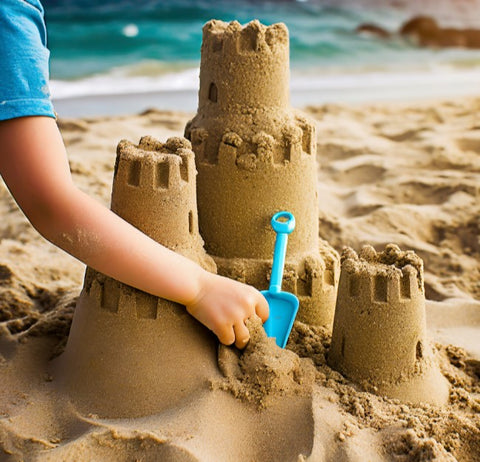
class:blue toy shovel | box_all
[262,211,300,348]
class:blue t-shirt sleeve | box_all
[0,0,55,121]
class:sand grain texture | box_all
[0,97,479,461]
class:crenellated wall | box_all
[189,118,315,167]
[215,238,338,326]
[83,267,166,319]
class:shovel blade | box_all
[261,290,299,348]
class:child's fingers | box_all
[233,321,250,349]
[216,323,235,346]
[255,293,269,323]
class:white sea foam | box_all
[50,66,199,99]
[122,24,139,38]
[50,62,480,104]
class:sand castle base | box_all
[328,245,450,406]
[55,270,219,418]
[369,363,449,406]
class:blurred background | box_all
[43,0,480,116]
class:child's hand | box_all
[186,271,269,349]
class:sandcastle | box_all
[56,137,219,417]
[328,244,450,405]
[56,19,341,419]
[185,20,340,327]
[56,20,450,417]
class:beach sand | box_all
[0,97,479,461]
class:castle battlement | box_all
[202,20,288,56]
[333,243,425,321]
[189,120,315,168]
[114,137,195,190]
[216,253,337,296]
[83,268,162,320]
[341,263,421,307]
[213,240,339,327]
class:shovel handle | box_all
[269,211,295,293]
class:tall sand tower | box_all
[328,244,450,405]
[56,137,219,418]
[185,20,339,327]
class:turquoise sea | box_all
[42,0,480,115]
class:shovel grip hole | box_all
[271,211,295,234]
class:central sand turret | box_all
[185,20,339,326]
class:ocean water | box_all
[42,0,480,113]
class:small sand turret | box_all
[56,137,218,418]
[185,20,339,327]
[328,244,449,405]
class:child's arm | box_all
[0,116,269,348]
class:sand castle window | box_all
[101,278,119,313]
[416,341,424,360]
[324,269,334,286]
[401,275,411,299]
[156,162,170,188]
[135,292,157,319]
[208,82,218,102]
[189,211,194,234]
[349,276,360,297]
[179,161,189,182]
[302,129,313,155]
[128,160,141,186]
[374,275,388,302]
[212,37,223,52]
[296,277,310,296]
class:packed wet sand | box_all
[0,97,479,461]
